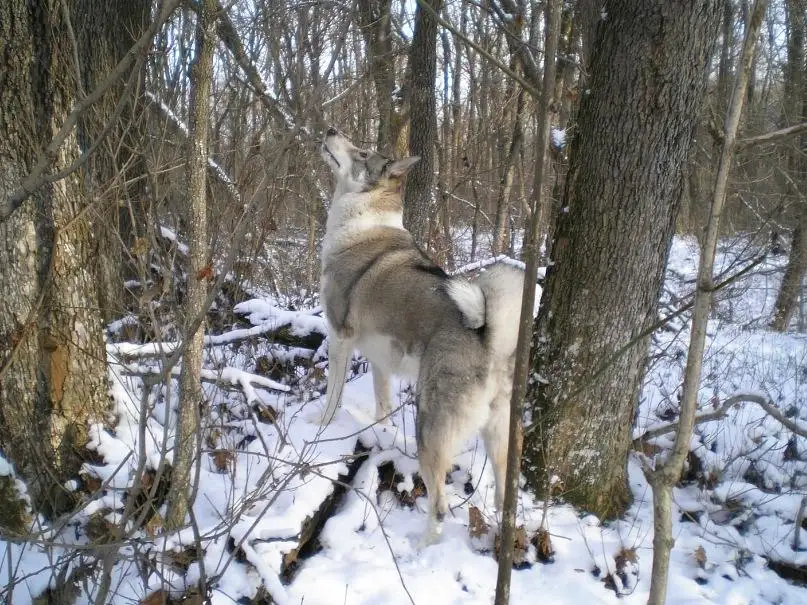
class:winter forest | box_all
[1,0,807,603]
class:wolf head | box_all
[321,128,419,198]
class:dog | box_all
[319,127,524,545]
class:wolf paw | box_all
[416,519,443,549]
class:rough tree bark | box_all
[770,0,806,331]
[72,0,151,324]
[0,0,109,516]
[522,0,722,519]
[403,0,443,247]
[164,0,216,531]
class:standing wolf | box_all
[319,128,524,544]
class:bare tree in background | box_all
[403,0,443,247]
[73,0,152,323]
[645,3,767,602]
[357,0,399,155]
[770,0,806,331]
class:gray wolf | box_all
[319,127,524,545]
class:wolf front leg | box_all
[320,335,353,425]
[371,363,393,423]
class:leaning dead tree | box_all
[644,2,767,603]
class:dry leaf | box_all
[694,545,708,569]
[615,547,638,569]
[468,506,489,539]
[494,525,531,568]
[140,590,167,605]
[532,527,555,563]
[210,449,234,473]
[196,265,214,281]
[131,237,149,257]
[145,513,164,537]
[252,403,278,424]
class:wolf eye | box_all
[358,151,368,159]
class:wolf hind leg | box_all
[416,390,463,547]
[416,435,450,547]
[482,391,511,512]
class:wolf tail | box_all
[477,264,525,358]
[446,264,525,358]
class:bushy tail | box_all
[446,264,525,357]
[476,264,524,358]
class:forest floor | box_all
[2,235,807,604]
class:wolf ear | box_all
[387,156,420,179]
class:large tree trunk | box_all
[73,0,151,324]
[770,0,806,331]
[164,0,215,531]
[402,0,443,247]
[522,0,721,519]
[0,0,109,517]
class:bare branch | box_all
[120,365,291,395]
[633,392,807,447]
[413,0,540,99]
[495,1,562,602]
[208,0,298,131]
[738,122,807,148]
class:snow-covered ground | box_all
[1,236,806,604]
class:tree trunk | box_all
[522,0,722,519]
[492,87,526,257]
[770,0,806,331]
[771,212,807,330]
[72,0,151,324]
[717,0,735,110]
[164,0,215,531]
[357,0,396,155]
[403,0,443,247]
[0,0,109,517]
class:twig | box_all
[413,0,540,99]
[495,1,562,602]
[144,91,242,204]
[119,364,290,394]
[524,253,766,436]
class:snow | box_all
[551,127,567,150]
[2,240,807,604]
[159,225,190,255]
